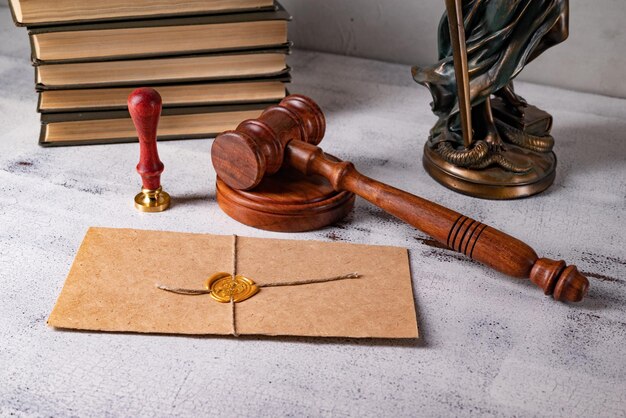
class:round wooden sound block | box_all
[216,164,355,232]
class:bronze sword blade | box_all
[445,0,473,148]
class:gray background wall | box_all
[2,0,624,98]
[281,0,626,99]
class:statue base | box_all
[423,143,556,200]
[422,98,558,200]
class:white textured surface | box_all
[1,7,626,417]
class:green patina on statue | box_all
[414,0,569,174]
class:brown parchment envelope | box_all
[48,227,418,339]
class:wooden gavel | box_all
[211,95,589,302]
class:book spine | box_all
[28,33,37,65]
[7,0,25,27]
[36,91,43,113]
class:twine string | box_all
[156,286,211,295]
[155,235,361,337]
[156,273,361,294]
[230,234,238,337]
[259,272,361,288]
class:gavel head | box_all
[211,95,326,190]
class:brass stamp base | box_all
[423,144,556,200]
[134,186,171,212]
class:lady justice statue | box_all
[413,0,569,199]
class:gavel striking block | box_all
[128,88,170,212]
[211,95,589,302]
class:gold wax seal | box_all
[204,272,259,303]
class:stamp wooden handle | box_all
[285,140,589,302]
[128,87,164,191]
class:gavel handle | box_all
[286,140,589,302]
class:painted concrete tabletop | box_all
[1,7,625,417]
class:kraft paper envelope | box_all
[48,227,419,339]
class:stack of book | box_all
[8,0,291,146]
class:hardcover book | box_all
[9,0,275,27]
[38,79,289,113]
[35,49,290,90]
[39,103,273,146]
[28,6,290,64]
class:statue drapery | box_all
[413,0,569,149]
